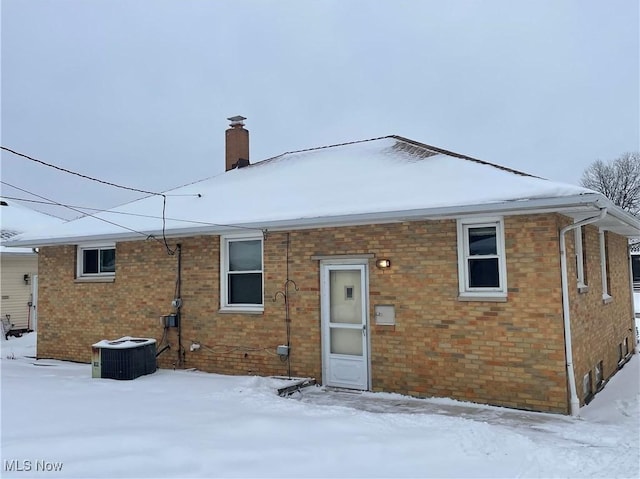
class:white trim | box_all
[311,254,375,261]
[574,226,588,290]
[456,217,507,300]
[10,193,640,248]
[320,261,370,390]
[76,243,116,279]
[219,233,264,313]
[599,229,611,302]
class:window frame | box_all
[219,234,264,313]
[599,229,612,303]
[594,360,603,389]
[76,243,116,279]
[574,226,588,292]
[583,371,593,404]
[456,217,508,300]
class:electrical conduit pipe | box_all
[559,207,607,416]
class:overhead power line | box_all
[0,147,183,254]
[1,195,263,232]
[1,181,166,247]
[1,146,159,196]
[1,147,262,251]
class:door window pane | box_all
[229,273,262,304]
[329,270,361,324]
[330,328,363,356]
[229,240,261,271]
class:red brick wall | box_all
[36,213,633,413]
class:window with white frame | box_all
[457,218,507,298]
[220,235,263,310]
[574,226,588,290]
[77,244,116,277]
[599,230,611,301]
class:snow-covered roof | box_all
[6,136,640,247]
[1,200,66,254]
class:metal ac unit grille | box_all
[92,337,156,380]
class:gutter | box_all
[558,207,607,416]
[4,193,614,248]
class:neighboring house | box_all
[1,200,64,332]
[631,241,640,291]
[6,117,640,415]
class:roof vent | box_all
[228,115,246,128]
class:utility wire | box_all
[1,146,159,195]
[0,181,166,246]
[2,147,267,249]
[2,195,266,232]
[1,146,181,254]
[2,146,199,198]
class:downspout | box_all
[176,244,183,367]
[628,245,638,354]
[559,207,607,416]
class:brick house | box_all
[1,200,64,333]
[8,117,640,415]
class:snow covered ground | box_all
[1,333,638,479]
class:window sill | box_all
[75,276,115,283]
[602,295,613,305]
[218,307,264,315]
[457,294,507,303]
[577,285,589,294]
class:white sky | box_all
[1,0,638,220]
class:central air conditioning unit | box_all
[92,337,157,380]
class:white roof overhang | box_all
[5,193,639,248]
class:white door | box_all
[321,263,369,390]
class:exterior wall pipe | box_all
[559,207,607,417]
[627,245,638,354]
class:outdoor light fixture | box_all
[376,259,391,269]
[23,274,30,285]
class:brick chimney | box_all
[225,115,250,171]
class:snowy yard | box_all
[1,333,638,479]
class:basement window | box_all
[618,343,624,364]
[77,244,116,278]
[583,371,593,404]
[456,218,507,300]
[220,235,263,312]
[594,361,603,389]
